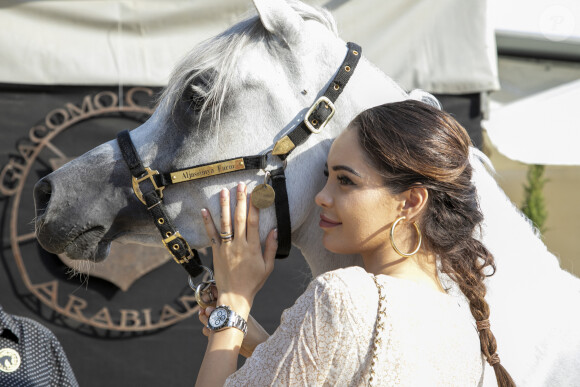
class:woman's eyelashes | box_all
[323,168,355,186]
[337,175,355,186]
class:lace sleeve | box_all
[224,273,349,386]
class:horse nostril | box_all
[34,178,53,219]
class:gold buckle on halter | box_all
[304,96,335,134]
[131,167,164,205]
[163,231,194,264]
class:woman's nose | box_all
[315,184,331,208]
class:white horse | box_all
[33,0,579,385]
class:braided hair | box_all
[352,100,515,387]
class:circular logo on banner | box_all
[1,87,202,334]
[0,348,21,373]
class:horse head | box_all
[33,0,406,274]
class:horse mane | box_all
[158,0,338,135]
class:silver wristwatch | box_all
[207,305,248,336]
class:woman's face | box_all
[315,128,405,256]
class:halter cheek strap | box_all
[117,130,204,277]
[270,167,291,258]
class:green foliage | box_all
[521,164,548,234]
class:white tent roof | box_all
[492,0,580,42]
[491,0,580,61]
[0,0,498,93]
[485,0,580,165]
[484,79,580,166]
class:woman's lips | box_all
[319,214,342,228]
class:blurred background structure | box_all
[0,1,578,386]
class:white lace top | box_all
[225,266,485,386]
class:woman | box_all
[195,100,515,386]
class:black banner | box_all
[0,84,309,386]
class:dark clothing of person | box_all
[0,306,78,387]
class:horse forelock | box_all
[158,1,338,136]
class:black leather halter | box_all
[116,42,362,278]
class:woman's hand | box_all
[195,182,276,387]
[201,182,278,317]
[198,307,270,358]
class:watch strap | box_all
[228,313,248,337]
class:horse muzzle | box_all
[33,176,112,261]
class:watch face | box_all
[209,308,228,328]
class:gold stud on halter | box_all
[389,216,422,257]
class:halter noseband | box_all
[116,42,361,279]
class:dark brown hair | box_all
[352,100,515,387]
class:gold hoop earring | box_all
[390,216,422,257]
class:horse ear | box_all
[252,0,304,45]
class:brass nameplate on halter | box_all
[170,158,246,184]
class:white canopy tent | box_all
[484,79,580,166]
[0,0,498,94]
[487,0,580,166]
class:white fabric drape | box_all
[0,0,498,93]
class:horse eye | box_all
[182,87,205,114]
[183,89,205,114]
[183,74,212,114]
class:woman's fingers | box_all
[247,196,277,270]
[219,188,233,243]
[198,308,208,325]
[263,228,278,274]
[198,307,212,337]
[234,183,247,240]
[246,195,260,245]
[201,208,219,246]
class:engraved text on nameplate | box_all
[171,158,245,183]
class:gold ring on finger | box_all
[220,231,233,241]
